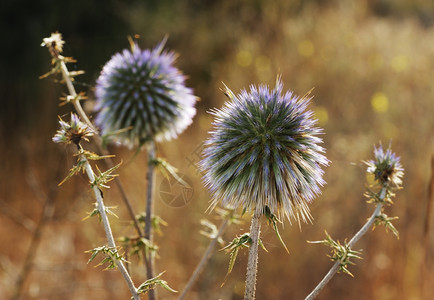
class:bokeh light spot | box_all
[236,50,252,67]
[313,106,328,126]
[298,40,315,57]
[371,92,389,113]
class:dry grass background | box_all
[0,1,433,299]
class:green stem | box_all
[144,140,157,300]
[244,212,262,300]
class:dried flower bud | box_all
[201,78,329,223]
[365,144,404,187]
[41,32,65,57]
[94,38,197,148]
[53,113,93,145]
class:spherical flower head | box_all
[94,37,197,148]
[53,113,93,145]
[365,144,404,187]
[201,78,329,223]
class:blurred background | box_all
[0,0,433,299]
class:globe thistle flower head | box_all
[201,78,329,223]
[94,37,197,148]
[365,144,404,187]
[53,113,93,145]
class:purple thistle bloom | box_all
[201,78,329,223]
[94,38,197,147]
[365,144,404,187]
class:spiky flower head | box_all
[201,78,329,223]
[41,32,65,56]
[53,113,93,145]
[365,144,404,187]
[94,38,197,148]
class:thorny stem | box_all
[82,153,140,300]
[244,212,262,300]
[144,140,157,300]
[58,60,95,131]
[44,42,143,237]
[305,187,387,300]
[178,218,229,300]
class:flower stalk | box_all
[244,212,262,300]
[41,32,143,237]
[144,140,157,300]
[201,78,328,299]
[41,32,94,131]
[306,144,403,300]
[92,36,197,299]
[305,199,384,300]
[52,113,139,299]
[82,153,140,300]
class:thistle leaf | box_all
[264,206,289,254]
[58,158,86,186]
[80,149,115,161]
[85,245,128,270]
[134,272,177,298]
[308,231,362,277]
[220,233,252,286]
[92,162,122,189]
[154,157,189,188]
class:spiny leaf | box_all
[79,148,115,161]
[134,271,177,298]
[58,158,86,186]
[220,233,251,286]
[121,236,157,261]
[152,215,168,235]
[216,207,242,225]
[82,208,100,221]
[200,219,224,245]
[83,205,119,222]
[91,162,122,189]
[59,91,88,106]
[258,238,268,253]
[85,245,128,270]
[374,213,399,238]
[308,231,362,277]
[264,206,289,254]
[136,212,147,225]
[105,206,119,218]
[101,127,133,149]
[153,157,189,188]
